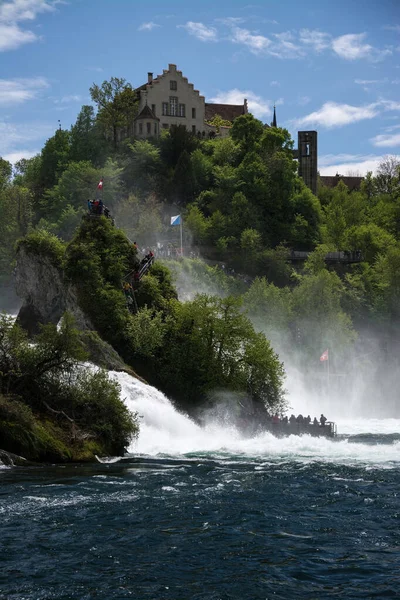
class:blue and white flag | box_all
[170,215,181,226]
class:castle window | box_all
[170,80,177,90]
[305,143,310,156]
[179,103,186,117]
[169,96,178,116]
[162,102,168,116]
[147,122,151,134]
[154,123,157,135]
[162,123,169,129]
[151,104,156,115]
[192,125,196,134]
[139,123,143,134]
[192,107,196,119]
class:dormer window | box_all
[170,80,177,90]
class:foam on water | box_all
[111,371,400,466]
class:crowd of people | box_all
[122,247,155,311]
[270,413,328,427]
[87,199,113,221]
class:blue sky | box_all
[0,0,399,174]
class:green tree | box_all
[38,128,71,193]
[344,223,396,263]
[70,105,105,165]
[125,140,161,192]
[158,294,286,412]
[231,113,264,153]
[160,124,199,168]
[205,114,232,132]
[185,204,210,245]
[0,157,12,190]
[90,77,138,148]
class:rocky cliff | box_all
[14,244,135,374]
[15,245,92,335]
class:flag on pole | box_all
[320,349,329,362]
[97,178,103,189]
[170,215,181,226]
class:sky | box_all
[0,0,399,175]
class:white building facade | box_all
[134,63,247,139]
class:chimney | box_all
[148,72,153,83]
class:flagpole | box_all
[327,352,330,398]
[180,218,183,256]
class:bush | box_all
[0,313,139,460]
[16,229,66,266]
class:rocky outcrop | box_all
[0,449,35,467]
[14,245,139,376]
[15,246,93,335]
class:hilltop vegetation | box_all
[0,73,400,453]
[0,312,138,462]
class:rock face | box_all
[14,245,135,374]
[15,246,93,335]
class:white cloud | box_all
[380,99,400,111]
[181,21,218,42]
[55,94,82,104]
[271,31,304,59]
[0,0,59,51]
[0,120,54,157]
[0,77,49,104]
[138,21,160,31]
[0,0,56,22]
[299,29,331,52]
[371,132,400,147]
[383,25,400,32]
[295,101,379,128]
[230,26,271,54]
[332,32,391,61]
[298,95,311,106]
[270,80,280,86]
[216,17,245,25]
[0,22,36,50]
[354,78,386,85]
[3,149,38,164]
[209,89,271,118]
[319,153,400,176]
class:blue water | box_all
[1,444,400,600]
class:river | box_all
[1,372,399,599]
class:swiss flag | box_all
[97,178,103,189]
[320,349,329,362]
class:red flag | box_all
[320,349,329,362]
[97,178,103,189]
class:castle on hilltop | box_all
[134,63,247,140]
[132,62,361,196]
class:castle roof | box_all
[320,174,364,191]
[134,104,159,121]
[205,103,246,122]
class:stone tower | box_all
[298,131,317,195]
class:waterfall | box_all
[110,371,244,455]
[110,371,400,465]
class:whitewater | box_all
[2,368,400,599]
[112,371,400,468]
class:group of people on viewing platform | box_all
[122,247,155,310]
[270,413,328,427]
[87,199,112,220]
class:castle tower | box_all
[271,105,277,127]
[298,131,317,195]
